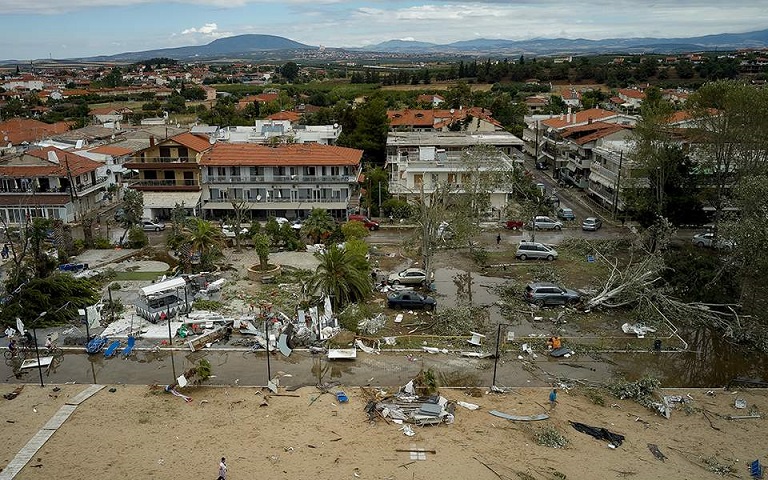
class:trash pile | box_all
[362,376,456,429]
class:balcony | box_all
[132,157,196,164]
[205,175,355,184]
[130,179,201,191]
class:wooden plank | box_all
[66,384,105,406]
[42,405,77,430]
[0,430,55,480]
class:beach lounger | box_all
[121,336,136,358]
[104,340,121,358]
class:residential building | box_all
[387,107,504,133]
[123,132,214,219]
[0,118,72,149]
[385,131,524,214]
[588,139,637,213]
[199,120,342,145]
[0,147,108,225]
[200,143,363,220]
[416,94,445,107]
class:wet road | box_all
[3,348,615,389]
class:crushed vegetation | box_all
[606,376,661,410]
[534,425,570,449]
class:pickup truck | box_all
[504,220,525,230]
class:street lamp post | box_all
[167,302,177,381]
[491,322,514,389]
[32,311,48,387]
[264,315,272,383]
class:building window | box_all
[414,174,423,186]
[305,166,316,176]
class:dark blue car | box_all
[387,291,436,310]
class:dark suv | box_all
[524,282,581,307]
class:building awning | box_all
[141,191,201,209]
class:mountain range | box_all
[6,28,768,63]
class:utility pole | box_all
[612,150,624,219]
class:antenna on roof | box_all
[47,151,60,164]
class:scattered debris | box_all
[489,410,548,421]
[735,398,747,409]
[534,425,569,449]
[457,401,480,410]
[621,322,657,338]
[3,386,24,400]
[648,444,667,462]
[569,421,625,448]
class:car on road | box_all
[504,219,525,230]
[142,220,166,232]
[515,241,558,261]
[387,291,436,310]
[388,268,431,286]
[530,216,563,230]
[523,282,581,307]
[582,217,603,231]
[557,207,576,221]
[692,232,735,250]
[58,262,89,273]
[348,214,380,231]
[535,161,549,170]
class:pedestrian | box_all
[217,457,227,480]
[549,388,558,409]
[496,233,501,246]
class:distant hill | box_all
[363,28,768,55]
[83,34,315,62]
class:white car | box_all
[221,225,249,238]
[530,216,563,231]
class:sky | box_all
[1,0,767,60]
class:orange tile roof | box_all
[88,145,134,156]
[618,88,646,100]
[0,147,102,177]
[201,143,363,167]
[266,111,301,122]
[0,118,72,145]
[541,108,615,130]
[388,107,502,129]
[168,132,214,152]
[0,194,71,207]
[388,109,435,127]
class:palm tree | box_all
[181,218,224,271]
[301,208,336,244]
[305,244,372,310]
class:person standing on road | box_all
[549,388,558,409]
[496,233,501,246]
[217,457,227,480]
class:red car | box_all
[504,220,524,230]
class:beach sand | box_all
[0,383,765,479]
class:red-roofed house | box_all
[558,122,633,188]
[416,94,445,107]
[0,118,72,147]
[200,143,363,220]
[124,132,214,219]
[237,93,280,110]
[617,88,646,110]
[387,107,503,133]
[90,106,133,124]
[0,147,108,224]
[266,111,301,123]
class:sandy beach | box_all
[1,382,766,479]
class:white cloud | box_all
[182,23,219,35]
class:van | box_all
[348,214,379,231]
[515,241,558,261]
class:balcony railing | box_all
[131,179,199,187]
[131,157,196,164]
[205,175,354,184]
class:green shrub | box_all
[94,236,112,249]
[127,226,148,248]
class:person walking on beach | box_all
[549,388,558,409]
[217,457,227,480]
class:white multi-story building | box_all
[0,147,109,225]
[385,131,524,214]
[200,143,363,220]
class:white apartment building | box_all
[193,120,342,145]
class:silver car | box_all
[388,268,430,286]
[515,241,558,261]
[582,217,603,231]
[692,232,735,250]
[530,216,563,230]
[142,220,165,232]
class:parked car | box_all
[221,224,249,238]
[530,216,563,230]
[582,217,603,231]
[291,219,303,231]
[546,194,560,207]
[523,282,581,307]
[515,241,558,261]
[692,232,735,250]
[348,214,379,231]
[58,262,89,273]
[142,220,165,232]
[388,268,430,286]
[557,207,576,221]
[504,220,525,230]
[273,217,291,226]
[535,161,549,170]
[387,291,436,310]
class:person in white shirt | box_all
[217,457,227,480]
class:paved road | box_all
[2,347,614,389]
